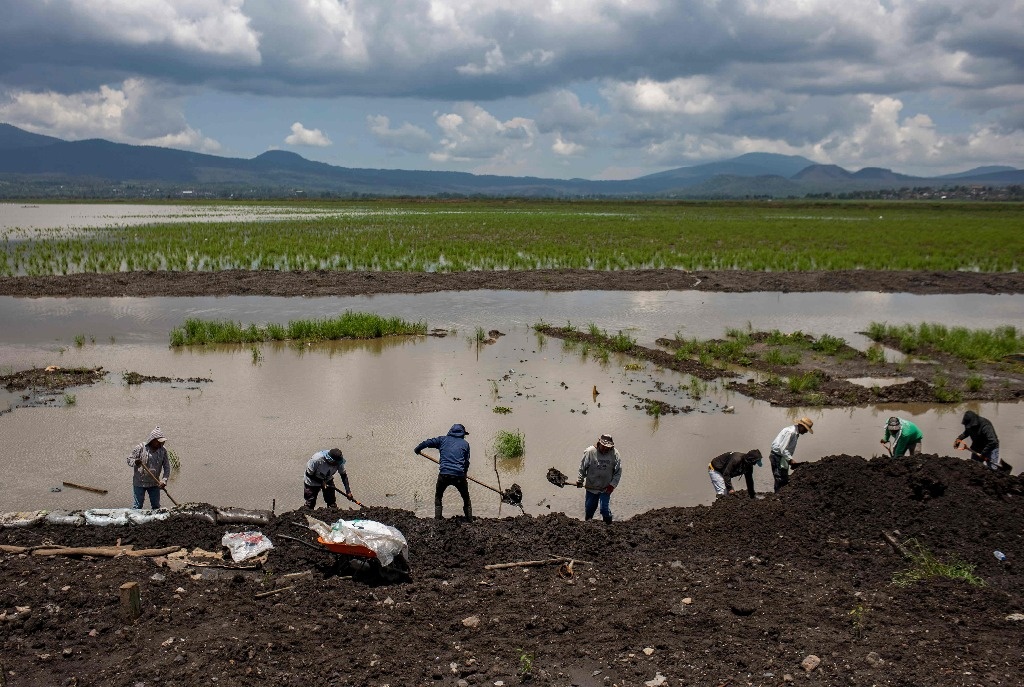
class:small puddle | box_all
[846,377,917,388]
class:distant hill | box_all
[0,123,1020,199]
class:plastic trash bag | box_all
[170,505,217,524]
[306,515,409,567]
[221,531,274,563]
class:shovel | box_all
[956,443,1013,474]
[546,467,582,489]
[323,483,365,508]
[415,451,523,507]
[134,458,178,507]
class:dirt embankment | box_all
[1,269,1023,298]
[1,454,1022,686]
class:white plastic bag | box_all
[128,509,170,524]
[45,510,85,526]
[305,516,409,567]
[221,531,274,563]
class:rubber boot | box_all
[603,515,613,525]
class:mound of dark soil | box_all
[2,454,1022,686]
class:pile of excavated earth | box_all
[1,454,1022,686]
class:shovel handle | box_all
[415,451,503,495]
[135,459,178,506]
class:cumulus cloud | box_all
[367,115,434,154]
[284,122,332,147]
[430,103,536,163]
[0,78,221,152]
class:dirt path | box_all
[1,268,1023,297]
[1,454,1022,686]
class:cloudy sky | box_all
[1,0,1022,179]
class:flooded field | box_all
[1,290,1021,518]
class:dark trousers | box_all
[303,482,337,509]
[769,452,789,492]
[435,474,472,519]
[584,490,613,523]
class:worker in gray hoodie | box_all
[127,426,170,509]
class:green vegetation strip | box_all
[892,540,984,588]
[169,312,426,346]
[866,322,1022,362]
[2,199,1022,276]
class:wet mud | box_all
[1,454,1022,686]
[1,268,1024,297]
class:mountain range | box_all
[1,123,1021,199]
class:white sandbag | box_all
[45,510,85,526]
[128,508,170,524]
[170,506,217,524]
[221,531,274,562]
[0,511,47,528]
[306,516,409,567]
[216,507,271,526]
[84,508,131,526]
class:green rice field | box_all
[2,200,1021,276]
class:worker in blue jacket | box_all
[415,423,472,521]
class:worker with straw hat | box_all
[769,417,813,492]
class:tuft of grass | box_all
[788,371,822,393]
[492,406,513,415]
[251,345,264,365]
[73,334,86,348]
[168,449,181,471]
[63,393,76,405]
[170,312,426,346]
[932,372,962,402]
[892,540,984,588]
[493,429,526,459]
[608,330,635,352]
[587,322,602,337]
[763,348,801,366]
[866,345,887,365]
[866,322,1022,362]
[966,374,984,392]
[811,333,847,355]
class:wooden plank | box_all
[62,481,108,494]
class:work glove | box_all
[604,484,615,494]
[346,491,354,500]
[133,458,142,466]
[953,439,962,449]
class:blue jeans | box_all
[584,490,612,522]
[133,485,161,509]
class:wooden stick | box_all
[881,530,912,560]
[0,544,54,554]
[62,481,108,494]
[254,585,294,599]
[485,557,571,570]
[32,545,180,558]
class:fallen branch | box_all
[485,557,589,570]
[881,530,912,560]
[32,545,180,558]
[254,585,294,599]
[62,481,108,494]
[0,544,68,556]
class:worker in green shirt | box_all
[881,416,923,457]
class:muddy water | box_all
[1,291,1021,519]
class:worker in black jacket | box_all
[708,449,763,499]
[955,411,1000,470]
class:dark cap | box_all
[326,448,344,463]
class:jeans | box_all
[132,485,161,509]
[435,474,472,519]
[709,469,727,496]
[985,447,1001,470]
[584,490,612,523]
[769,452,789,492]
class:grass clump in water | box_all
[170,311,426,346]
[493,429,525,459]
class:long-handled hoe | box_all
[414,451,524,511]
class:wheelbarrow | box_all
[280,528,411,583]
